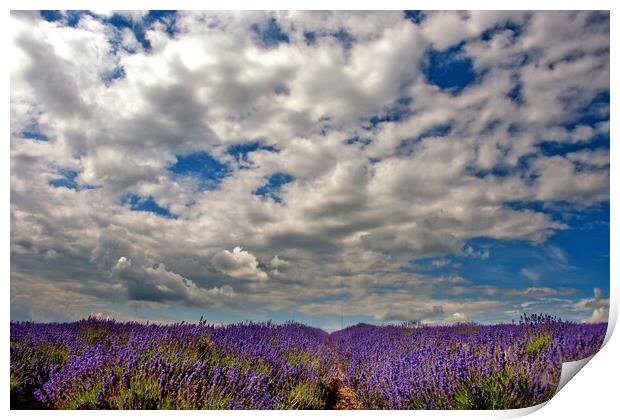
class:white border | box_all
[4,2,617,420]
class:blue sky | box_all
[10,11,610,328]
[406,208,609,298]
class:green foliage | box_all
[201,392,231,410]
[366,393,386,409]
[80,326,110,345]
[10,372,22,391]
[409,397,424,410]
[57,385,102,410]
[46,346,69,368]
[278,382,327,409]
[10,342,69,393]
[158,346,199,364]
[452,368,531,410]
[255,362,271,376]
[287,350,309,366]
[159,336,250,370]
[111,376,167,409]
[59,369,235,410]
[79,325,129,348]
[526,333,551,356]
[13,342,70,368]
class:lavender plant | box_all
[11,318,336,409]
[331,314,606,409]
[10,314,606,410]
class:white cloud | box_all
[270,255,290,269]
[576,288,609,324]
[212,247,268,281]
[421,11,525,50]
[444,312,469,325]
[107,254,234,305]
[584,307,609,323]
[112,256,132,273]
[9,11,609,324]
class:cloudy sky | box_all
[10,10,609,329]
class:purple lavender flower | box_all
[10,315,606,410]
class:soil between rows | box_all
[325,364,360,410]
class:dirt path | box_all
[325,365,360,410]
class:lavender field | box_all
[10,315,606,410]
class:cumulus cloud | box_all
[443,312,469,325]
[421,11,526,50]
[212,247,268,281]
[111,256,234,305]
[269,255,291,276]
[583,307,609,323]
[9,11,609,325]
[576,288,609,323]
[270,255,290,269]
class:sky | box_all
[9,10,610,330]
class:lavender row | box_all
[11,318,337,409]
[331,314,607,409]
[10,314,607,409]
